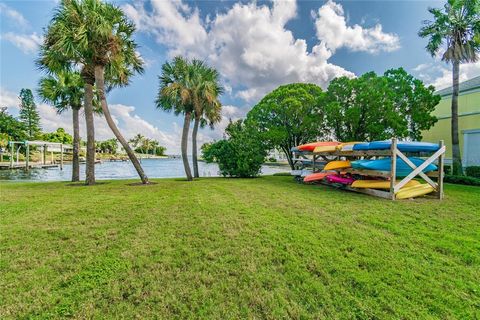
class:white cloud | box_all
[0,3,28,28]
[0,87,179,153]
[124,0,362,103]
[313,0,400,54]
[1,32,43,54]
[0,87,19,110]
[413,61,480,91]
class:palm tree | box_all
[419,0,479,175]
[38,71,84,182]
[39,0,98,185]
[39,0,149,184]
[190,60,223,178]
[156,56,194,180]
[129,133,145,154]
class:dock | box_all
[0,163,59,170]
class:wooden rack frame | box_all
[292,138,446,200]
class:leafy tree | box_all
[384,68,440,140]
[419,0,479,175]
[42,128,73,144]
[156,56,195,180]
[19,88,41,138]
[202,120,267,178]
[324,70,439,142]
[0,109,27,142]
[96,138,118,154]
[246,83,325,169]
[0,132,9,162]
[38,71,84,181]
[190,60,223,178]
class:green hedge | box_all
[444,175,480,186]
[466,166,480,178]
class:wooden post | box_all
[25,142,29,171]
[437,140,445,200]
[43,145,46,164]
[312,154,316,172]
[60,144,63,170]
[16,145,20,164]
[389,138,397,200]
[9,142,13,169]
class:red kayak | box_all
[303,172,330,183]
[297,141,339,152]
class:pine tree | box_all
[18,88,41,139]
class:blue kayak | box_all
[353,141,439,152]
[351,157,437,177]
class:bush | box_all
[444,175,480,186]
[202,120,267,178]
[466,166,480,178]
[268,157,277,162]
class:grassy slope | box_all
[1,177,479,319]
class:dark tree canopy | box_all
[325,69,439,142]
[246,83,326,169]
[18,88,41,138]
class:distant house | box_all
[267,149,287,162]
[422,76,480,167]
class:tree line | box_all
[1,0,476,181]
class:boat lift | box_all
[5,140,67,171]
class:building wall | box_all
[422,90,480,160]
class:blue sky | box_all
[1,0,479,153]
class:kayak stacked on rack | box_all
[293,140,442,199]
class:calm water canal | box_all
[0,158,287,182]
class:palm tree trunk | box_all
[451,60,463,175]
[83,81,96,185]
[182,111,193,181]
[72,107,80,182]
[94,65,149,184]
[192,116,200,178]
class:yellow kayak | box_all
[395,184,434,199]
[324,160,351,170]
[313,145,337,153]
[351,179,420,189]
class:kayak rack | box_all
[292,138,446,200]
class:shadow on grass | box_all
[65,182,110,187]
[127,181,159,186]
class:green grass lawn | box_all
[1,177,479,319]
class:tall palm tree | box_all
[156,56,194,180]
[39,0,98,185]
[38,71,84,182]
[39,0,149,184]
[190,60,223,178]
[419,0,479,175]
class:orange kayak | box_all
[297,141,339,152]
[303,172,331,183]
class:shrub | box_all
[202,120,267,178]
[466,166,480,178]
[268,157,277,162]
[444,175,480,186]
